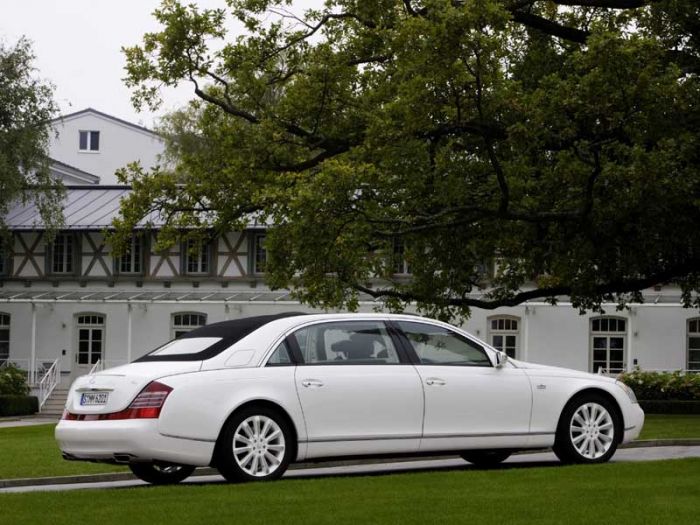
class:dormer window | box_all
[79,130,100,151]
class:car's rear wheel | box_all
[553,393,620,464]
[460,450,511,467]
[129,462,196,485]
[216,406,294,483]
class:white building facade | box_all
[0,109,698,393]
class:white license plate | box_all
[80,392,109,406]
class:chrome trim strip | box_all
[302,431,554,444]
[159,433,217,443]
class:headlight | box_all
[616,381,638,404]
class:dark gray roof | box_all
[3,187,161,230]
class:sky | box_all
[0,0,252,128]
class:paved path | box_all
[0,417,58,429]
[1,446,698,494]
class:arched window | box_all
[172,312,207,339]
[687,318,700,371]
[76,313,105,368]
[487,316,520,359]
[0,313,10,365]
[590,316,627,373]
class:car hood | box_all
[65,361,202,414]
[510,359,617,383]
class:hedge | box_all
[638,400,700,414]
[0,365,30,396]
[618,370,700,401]
[0,395,38,417]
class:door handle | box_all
[301,379,324,388]
[426,377,447,386]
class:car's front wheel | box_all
[129,462,196,485]
[553,393,620,464]
[461,450,511,467]
[216,406,294,483]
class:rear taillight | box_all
[62,381,173,421]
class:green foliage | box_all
[619,370,700,401]
[0,395,38,417]
[0,37,63,235]
[0,365,29,396]
[115,1,700,320]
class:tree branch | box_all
[510,11,590,44]
[351,258,700,310]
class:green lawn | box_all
[1,414,698,481]
[0,424,125,480]
[1,459,699,524]
[638,414,700,440]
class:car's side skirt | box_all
[302,431,555,459]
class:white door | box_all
[395,320,532,452]
[76,314,105,374]
[290,320,424,458]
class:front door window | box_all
[77,314,105,367]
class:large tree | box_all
[0,37,62,234]
[117,0,700,319]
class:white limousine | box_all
[56,313,644,484]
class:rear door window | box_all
[291,321,401,365]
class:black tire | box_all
[461,450,512,467]
[553,393,621,464]
[129,462,196,485]
[215,405,295,483]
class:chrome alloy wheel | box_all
[233,415,286,477]
[569,402,615,460]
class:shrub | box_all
[0,365,29,396]
[0,395,38,417]
[618,370,700,401]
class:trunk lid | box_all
[65,361,201,414]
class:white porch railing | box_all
[88,359,104,375]
[37,358,61,411]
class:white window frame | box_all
[51,233,75,274]
[393,238,410,275]
[487,315,520,359]
[687,318,700,371]
[171,312,207,339]
[590,316,627,374]
[76,313,105,366]
[184,239,210,275]
[118,235,143,274]
[253,233,267,275]
[78,130,100,152]
[0,313,10,364]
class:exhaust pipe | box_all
[113,453,136,464]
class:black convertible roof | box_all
[135,312,306,362]
[182,312,307,340]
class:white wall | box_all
[49,111,165,185]
[2,298,696,379]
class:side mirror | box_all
[495,351,509,368]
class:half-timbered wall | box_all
[12,232,45,278]
[5,230,260,282]
[216,232,248,278]
[81,232,113,278]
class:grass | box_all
[0,424,125,480]
[638,414,700,440]
[1,414,698,480]
[1,459,699,524]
